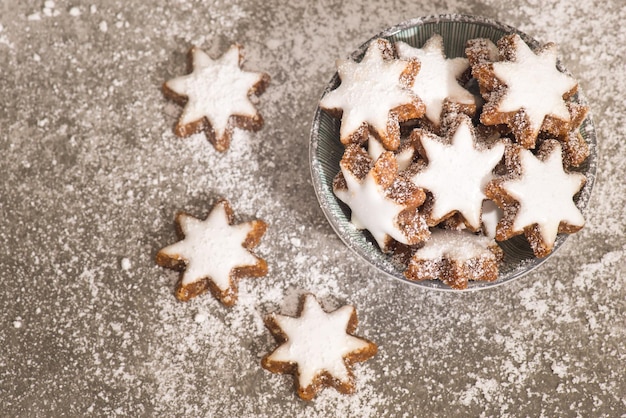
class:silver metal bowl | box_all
[309,14,597,291]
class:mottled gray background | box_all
[1,0,624,417]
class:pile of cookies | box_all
[321,33,589,289]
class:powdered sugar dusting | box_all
[1,1,624,417]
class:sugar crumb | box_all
[120,258,132,271]
[194,312,208,323]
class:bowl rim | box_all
[308,14,598,292]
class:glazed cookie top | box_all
[263,294,376,400]
[396,34,475,128]
[481,200,503,239]
[412,228,500,262]
[410,116,505,230]
[334,145,428,251]
[157,200,263,292]
[164,44,268,150]
[474,34,579,148]
[491,141,586,248]
[404,228,503,289]
[319,38,424,149]
[494,35,575,125]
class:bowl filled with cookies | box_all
[309,14,597,290]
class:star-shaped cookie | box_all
[404,228,504,289]
[470,34,581,149]
[396,34,476,130]
[486,140,586,257]
[163,44,270,152]
[156,199,268,305]
[333,144,429,252]
[409,115,505,231]
[262,293,377,401]
[319,38,425,150]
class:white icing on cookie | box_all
[164,45,265,141]
[493,35,577,133]
[158,201,259,290]
[410,118,505,230]
[500,143,585,246]
[396,34,475,126]
[334,159,412,249]
[266,294,372,390]
[367,135,414,171]
[481,200,503,239]
[414,228,499,261]
[319,39,417,142]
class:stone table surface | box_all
[1,1,624,417]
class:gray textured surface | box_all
[1,1,624,417]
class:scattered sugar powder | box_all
[551,361,568,379]
[120,257,131,271]
[1,1,625,417]
[517,283,550,318]
[145,270,388,417]
[193,311,208,323]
